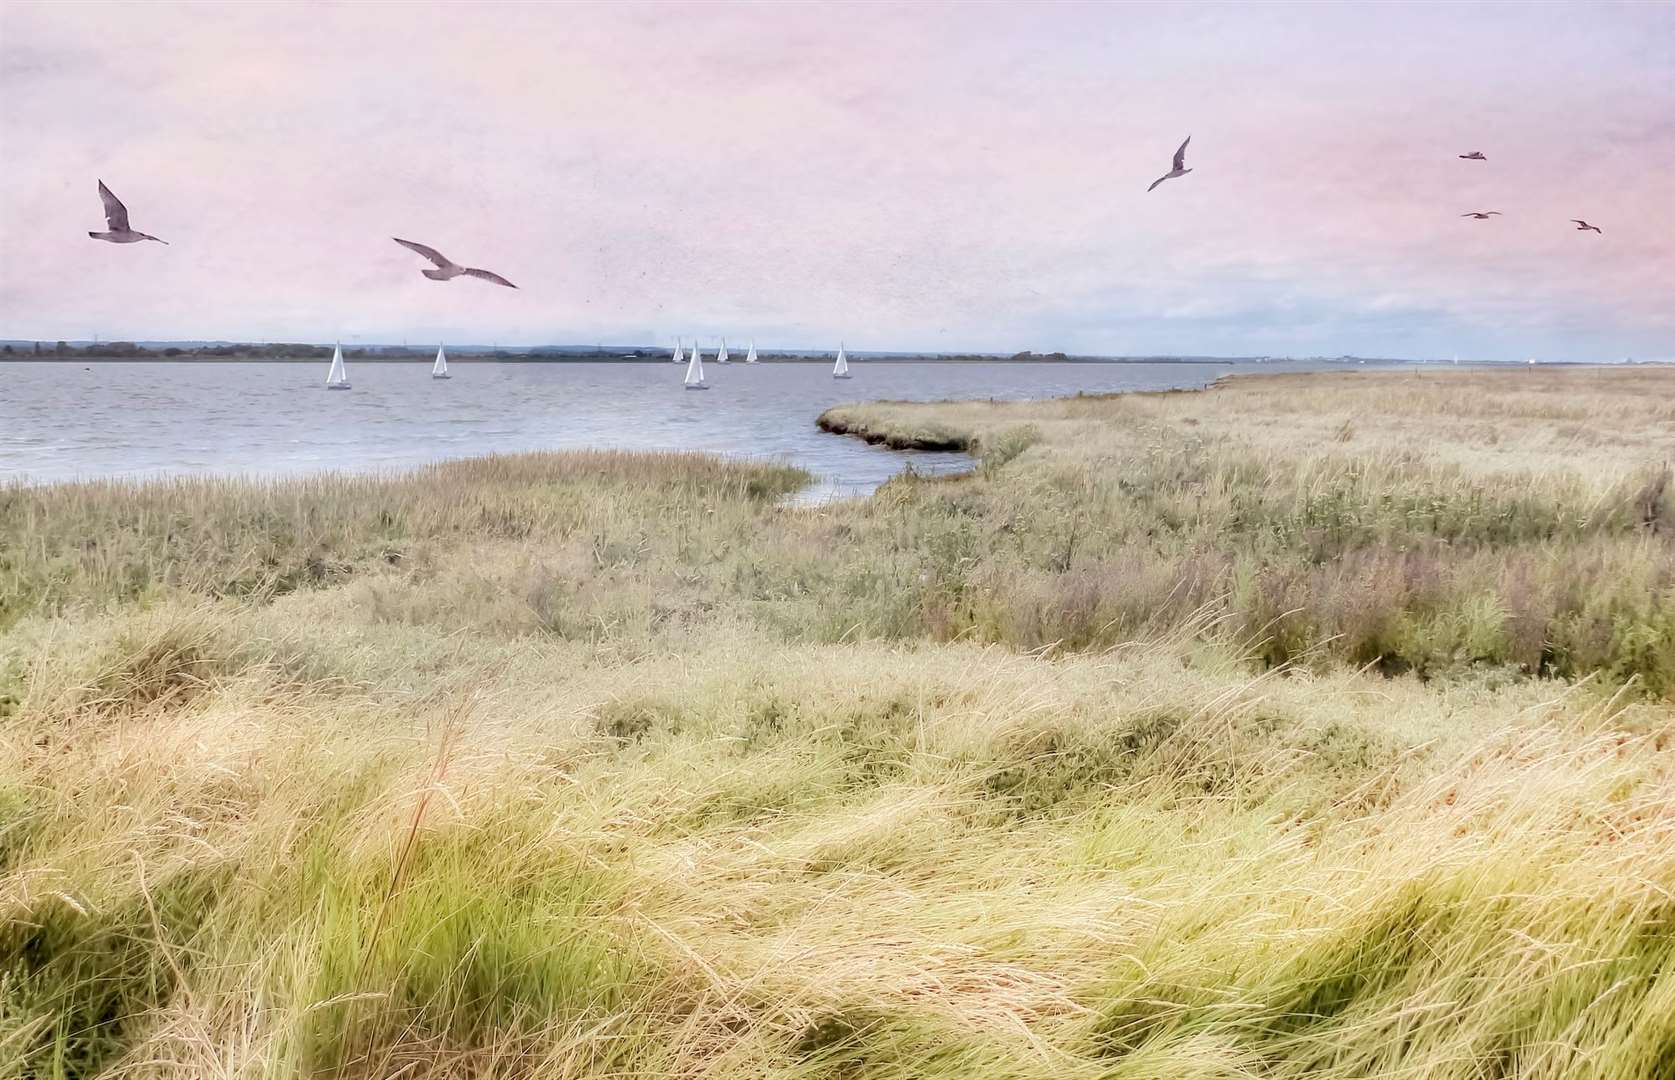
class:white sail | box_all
[683,342,706,388]
[716,338,730,364]
[432,345,449,378]
[326,344,350,389]
[744,339,757,363]
[672,339,685,364]
[832,343,850,378]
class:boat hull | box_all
[832,374,851,379]
[684,385,710,391]
[432,374,451,380]
[326,384,352,390]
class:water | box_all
[1,359,1307,498]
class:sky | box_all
[0,1,1671,360]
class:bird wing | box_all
[392,237,455,268]
[97,181,130,231]
[1172,136,1191,172]
[464,267,518,289]
[1147,173,1170,192]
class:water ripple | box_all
[1,360,1250,494]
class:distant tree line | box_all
[0,342,679,361]
[0,341,1093,363]
[1,341,340,360]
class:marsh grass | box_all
[0,451,808,631]
[9,374,1673,690]
[822,368,1675,690]
[2,368,1673,1077]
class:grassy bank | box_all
[3,368,1673,1077]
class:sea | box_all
[1,358,1361,499]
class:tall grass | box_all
[2,368,1673,1076]
[2,604,1670,1077]
[0,451,807,631]
[819,368,1675,691]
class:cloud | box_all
[0,0,1670,360]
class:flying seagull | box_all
[1460,211,1502,219]
[1571,219,1602,234]
[1459,151,1487,161]
[391,238,518,288]
[1147,136,1192,192]
[88,181,167,245]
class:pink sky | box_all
[1,0,1670,359]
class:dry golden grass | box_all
[824,366,1675,481]
[3,368,1673,1078]
[1192,368,1675,479]
[3,598,1672,1078]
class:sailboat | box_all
[832,342,851,379]
[683,340,708,390]
[716,338,730,364]
[325,344,351,390]
[744,340,757,364]
[672,338,685,364]
[431,344,450,379]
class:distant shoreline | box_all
[0,355,1246,365]
[1,355,1649,368]
[0,342,1414,365]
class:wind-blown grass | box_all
[2,367,1673,1077]
[3,604,1671,1078]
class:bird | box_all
[391,238,518,288]
[88,181,167,245]
[1460,211,1502,219]
[1571,219,1602,234]
[1459,151,1487,161]
[1147,136,1192,192]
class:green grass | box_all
[2,368,1673,1077]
